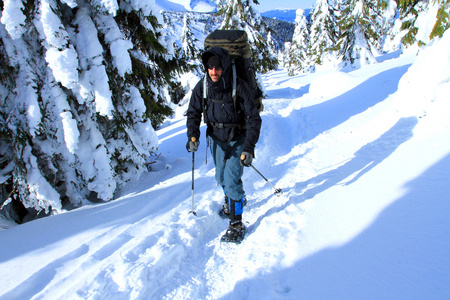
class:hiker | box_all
[186,46,262,242]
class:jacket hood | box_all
[201,47,232,88]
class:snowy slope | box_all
[1,34,450,298]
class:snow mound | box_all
[309,71,357,99]
[395,30,450,118]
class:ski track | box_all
[4,53,449,299]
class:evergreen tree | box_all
[178,13,201,62]
[0,0,184,223]
[335,0,385,68]
[282,41,293,73]
[266,31,278,63]
[288,9,312,75]
[308,0,339,70]
[217,0,278,73]
[174,12,202,78]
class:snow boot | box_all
[220,221,246,244]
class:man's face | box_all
[208,65,223,83]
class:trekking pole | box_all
[190,137,197,216]
[249,163,282,196]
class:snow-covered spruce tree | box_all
[0,17,22,220]
[282,41,292,71]
[174,12,203,78]
[0,0,184,223]
[308,0,339,71]
[217,0,278,73]
[266,31,278,65]
[177,13,201,62]
[0,0,84,222]
[287,9,312,75]
[335,0,386,68]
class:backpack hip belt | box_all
[209,122,246,130]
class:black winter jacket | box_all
[186,47,262,155]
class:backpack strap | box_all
[203,75,208,101]
[231,59,237,112]
[202,75,208,125]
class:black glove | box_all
[186,137,199,152]
[240,151,253,167]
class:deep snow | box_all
[1,34,450,298]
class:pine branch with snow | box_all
[0,0,184,223]
[398,0,450,47]
[430,0,450,40]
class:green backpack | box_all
[204,30,264,112]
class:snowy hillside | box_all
[1,29,449,299]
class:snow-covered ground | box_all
[1,33,450,299]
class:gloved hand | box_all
[186,137,199,152]
[240,151,253,167]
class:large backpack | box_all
[204,30,264,112]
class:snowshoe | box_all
[220,222,246,244]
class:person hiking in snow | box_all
[186,47,262,242]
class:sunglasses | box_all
[207,64,223,71]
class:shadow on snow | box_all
[224,153,450,299]
[247,117,418,236]
[259,64,412,162]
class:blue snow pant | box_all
[210,136,245,223]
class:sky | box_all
[256,0,316,12]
